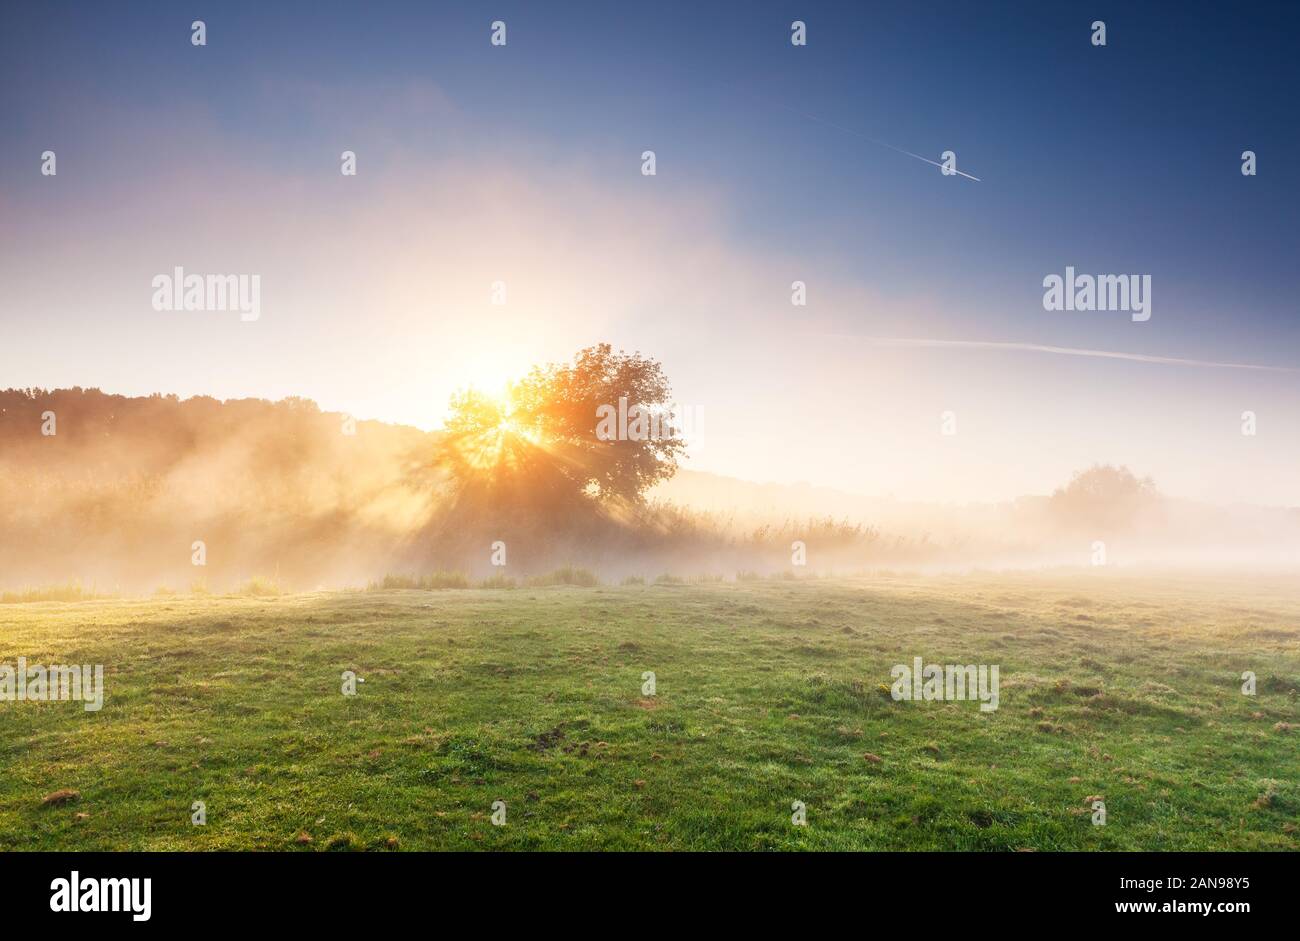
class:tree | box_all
[436,344,686,507]
[1048,464,1160,533]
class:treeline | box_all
[0,388,432,591]
[0,388,907,592]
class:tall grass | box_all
[525,566,599,588]
[368,572,471,591]
[0,581,110,604]
[237,576,282,597]
[369,569,597,590]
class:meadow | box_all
[1,572,1297,851]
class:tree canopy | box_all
[1048,464,1160,533]
[436,344,686,508]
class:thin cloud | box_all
[823,335,1296,372]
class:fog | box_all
[1,388,1296,596]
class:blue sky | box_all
[2,1,1297,503]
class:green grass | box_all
[1,572,1297,850]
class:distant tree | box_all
[1049,464,1160,533]
[435,344,685,507]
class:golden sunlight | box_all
[450,386,547,472]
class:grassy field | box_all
[1,572,1297,851]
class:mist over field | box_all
[4,385,1296,596]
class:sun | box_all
[491,390,543,444]
[447,386,549,473]
[496,413,540,443]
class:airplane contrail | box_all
[821,335,1296,372]
[779,103,982,182]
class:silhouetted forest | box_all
[0,388,431,590]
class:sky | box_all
[1,1,1297,505]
